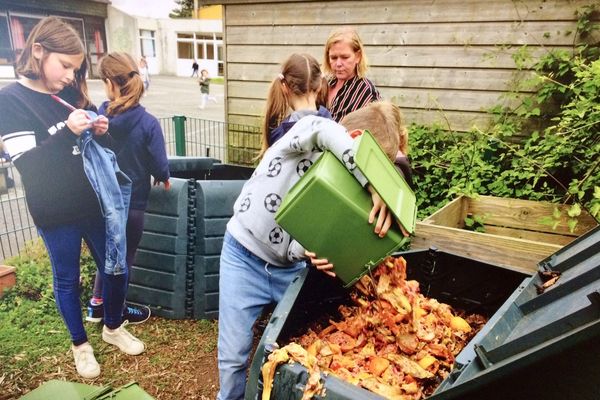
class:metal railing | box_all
[0,117,260,262]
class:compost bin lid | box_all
[353,130,417,234]
[167,156,220,173]
[432,225,600,398]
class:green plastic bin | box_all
[20,380,153,400]
[275,130,416,287]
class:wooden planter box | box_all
[0,265,16,297]
[412,196,598,275]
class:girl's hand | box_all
[66,109,93,136]
[153,178,171,191]
[367,184,393,238]
[305,251,336,277]
[91,115,109,136]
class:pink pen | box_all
[50,94,77,112]
[50,94,99,123]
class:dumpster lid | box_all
[167,156,220,173]
[433,225,600,397]
[353,130,417,234]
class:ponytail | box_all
[98,52,144,116]
[259,77,289,159]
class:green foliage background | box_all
[409,5,600,231]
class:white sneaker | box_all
[102,321,145,355]
[72,342,100,379]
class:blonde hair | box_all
[340,101,408,160]
[259,53,327,158]
[17,16,91,108]
[98,52,144,116]
[323,27,369,79]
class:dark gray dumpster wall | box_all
[127,158,253,319]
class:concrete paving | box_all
[0,74,225,122]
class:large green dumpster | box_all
[127,157,253,319]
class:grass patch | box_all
[0,239,220,399]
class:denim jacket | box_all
[78,129,131,275]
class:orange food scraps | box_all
[261,256,487,400]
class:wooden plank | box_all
[483,225,576,246]
[226,21,591,46]
[226,98,496,133]
[412,223,562,274]
[227,64,534,92]
[226,44,566,69]
[225,0,596,26]
[227,82,517,113]
[467,196,598,236]
[420,197,467,228]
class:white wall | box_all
[105,6,222,77]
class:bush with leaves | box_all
[410,6,600,231]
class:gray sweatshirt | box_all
[227,114,367,266]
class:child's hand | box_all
[305,250,336,277]
[153,178,171,191]
[91,115,109,136]
[66,109,93,136]
[367,185,393,238]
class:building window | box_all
[176,31,224,76]
[140,30,156,58]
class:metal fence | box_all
[0,117,259,263]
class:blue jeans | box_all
[217,231,306,400]
[38,216,128,345]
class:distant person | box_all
[323,27,381,122]
[198,69,217,109]
[0,16,144,380]
[216,52,406,400]
[139,57,150,94]
[86,51,171,326]
[191,59,199,77]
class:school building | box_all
[0,0,224,79]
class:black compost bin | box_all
[247,225,600,400]
[127,157,254,319]
[246,248,529,400]
[246,223,600,400]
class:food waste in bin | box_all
[261,256,487,400]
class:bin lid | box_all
[432,225,600,398]
[167,156,220,173]
[353,130,417,234]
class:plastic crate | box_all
[275,130,416,287]
[246,248,529,400]
[127,157,253,319]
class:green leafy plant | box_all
[409,5,600,230]
[464,213,487,233]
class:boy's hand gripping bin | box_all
[275,130,417,287]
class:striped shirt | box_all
[328,75,381,122]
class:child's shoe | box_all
[102,322,145,355]
[122,304,151,325]
[85,300,103,323]
[72,342,100,379]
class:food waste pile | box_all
[261,257,487,400]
